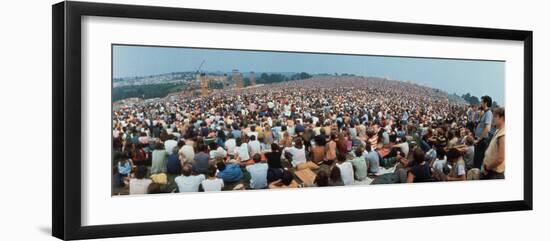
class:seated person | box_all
[349,146,368,181]
[216,159,243,183]
[407,148,433,183]
[246,154,269,189]
[268,170,299,189]
[335,154,354,185]
[201,165,224,191]
[129,165,152,195]
[175,164,205,192]
[446,148,467,181]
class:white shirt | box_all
[282,146,307,167]
[129,178,152,195]
[235,143,250,161]
[178,145,195,162]
[209,147,227,159]
[336,162,355,185]
[175,174,206,192]
[433,159,447,173]
[224,138,237,155]
[201,178,224,192]
[248,140,261,157]
[164,139,178,154]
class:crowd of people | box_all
[111,76,506,195]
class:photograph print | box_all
[111,44,506,196]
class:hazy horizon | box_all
[113,45,505,104]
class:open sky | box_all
[113,45,505,104]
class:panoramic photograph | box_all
[111,45,506,196]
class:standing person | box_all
[246,154,268,189]
[473,95,493,169]
[481,108,505,179]
[201,165,224,192]
[175,164,205,193]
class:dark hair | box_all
[252,153,262,163]
[182,164,192,176]
[365,143,372,152]
[197,144,208,153]
[271,143,280,152]
[209,142,218,151]
[412,148,426,165]
[314,169,329,187]
[447,148,461,161]
[494,107,505,120]
[436,147,446,160]
[250,135,256,141]
[216,161,226,171]
[337,153,347,163]
[294,138,303,149]
[135,165,147,179]
[355,146,364,157]
[207,165,217,177]
[330,166,342,183]
[481,95,493,107]
[281,170,294,186]
[147,183,162,194]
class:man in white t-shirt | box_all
[178,142,195,163]
[224,135,237,156]
[248,135,261,157]
[335,154,354,185]
[201,165,225,192]
[129,166,153,195]
[175,164,205,192]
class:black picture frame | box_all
[52,1,533,240]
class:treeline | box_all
[112,83,185,102]
[246,72,312,85]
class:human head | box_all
[436,147,446,160]
[446,148,461,162]
[493,107,505,127]
[355,146,364,157]
[147,183,162,194]
[330,166,342,182]
[135,165,147,179]
[281,170,294,186]
[216,161,226,172]
[252,153,261,163]
[314,169,329,187]
[481,95,492,109]
[182,164,192,176]
[412,148,426,165]
[207,165,217,177]
[271,143,280,152]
